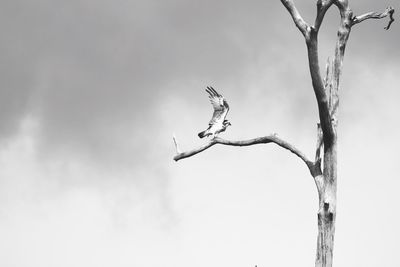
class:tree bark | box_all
[316,189,336,267]
[316,140,337,267]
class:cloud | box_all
[1,0,400,266]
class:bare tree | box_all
[172,1,395,266]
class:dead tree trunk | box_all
[173,1,394,266]
[278,2,392,266]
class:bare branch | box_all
[280,0,310,38]
[172,134,181,154]
[306,34,334,145]
[333,0,350,12]
[173,135,319,177]
[314,0,334,31]
[352,6,395,30]
[385,8,395,30]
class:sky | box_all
[0,0,399,266]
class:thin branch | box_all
[314,0,334,31]
[280,0,310,38]
[352,6,395,30]
[172,134,181,154]
[173,135,319,177]
[385,8,395,30]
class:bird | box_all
[198,86,231,139]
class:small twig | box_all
[385,8,395,30]
[351,6,395,30]
[172,134,181,154]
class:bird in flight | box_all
[198,86,231,139]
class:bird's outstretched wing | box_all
[205,86,229,126]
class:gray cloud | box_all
[3,0,396,161]
[1,1,399,266]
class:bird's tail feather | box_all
[198,130,207,139]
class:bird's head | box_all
[223,120,232,127]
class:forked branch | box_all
[280,0,310,37]
[173,135,320,177]
[281,0,335,147]
[352,6,395,30]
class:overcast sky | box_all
[1,0,399,266]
